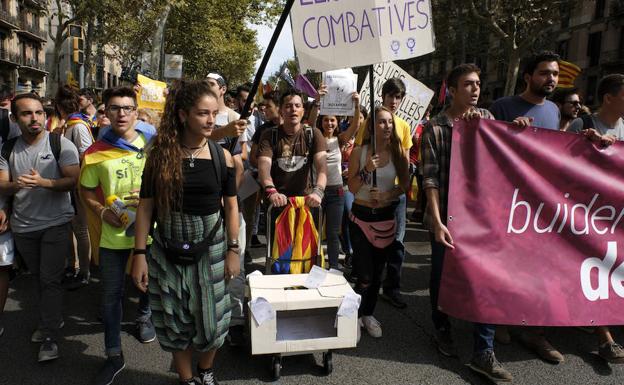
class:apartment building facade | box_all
[0,0,47,95]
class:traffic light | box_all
[72,36,84,64]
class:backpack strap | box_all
[49,132,62,163]
[0,109,9,143]
[581,114,593,130]
[1,137,18,180]
[208,139,227,192]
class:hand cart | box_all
[248,199,346,380]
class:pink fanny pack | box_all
[349,212,396,248]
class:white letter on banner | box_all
[507,188,531,234]
[580,242,617,301]
[611,257,624,298]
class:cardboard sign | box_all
[360,61,434,131]
[438,119,624,326]
[137,74,167,111]
[291,0,435,73]
[320,68,358,116]
[164,54,183,79]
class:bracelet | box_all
[265,188,278,198]
[133,248,147,255]
[264,185,276,191]
[100,207,109,220]
[227,246,240,254]
[312,186,325,200]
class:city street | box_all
[2,222,623,385]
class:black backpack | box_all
[580,114,594,130]
[1,132,62,166]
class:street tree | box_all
[470,0,578,96]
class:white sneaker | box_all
[361,316,382,338]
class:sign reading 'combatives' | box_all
[291,0,435,73]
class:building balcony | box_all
[0,48,20,65]
[17,19,46,42]
[20,56,47,73]
[0,8,20,29]
[22,0,46,10]
[600,49,624,66]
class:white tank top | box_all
[354,145,396,201]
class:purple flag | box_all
[295,74,318,99]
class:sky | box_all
[250,17,295,81]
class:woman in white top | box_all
[347,106,409,338]
[316,93,360,268]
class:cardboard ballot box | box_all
[248,272,359,355]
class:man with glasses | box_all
[80,87,156,385]
[0,93,80,362]
[552,88,582,131]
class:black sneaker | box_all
[197,367,219,385]
[250,235,264,248]
[227,325,245,347]
[343,253,353,269]
[468,350,513,382]
[93,354,125,385]
[38,337,59,362]
[434,328,458,357]
[65,272,90,291]
[380,292,407,309]
[136,319,156,343]
[32,320,65,343]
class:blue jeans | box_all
[383,194,407,296]
[429,236,494,353]
[322,186,345,268]
[340,190,354,256]
[100,247,151,356]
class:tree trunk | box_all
[503,48,521,96]
[150,4,171,80]
[49,27,65,96]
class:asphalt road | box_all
[2,222,623,385]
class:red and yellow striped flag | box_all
[558,60,582,88]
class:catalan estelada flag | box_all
[271,197,324,274]
[66,112,95,140]
[80,124,155,264]
[558,60,582,88]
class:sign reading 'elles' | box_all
[291,0,435,73]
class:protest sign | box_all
[136,74,167,111]
[291,0,435,73]
[360,61,434,131]
[164,54,183,79]
[438,119,624,326]
[321,68,358,116]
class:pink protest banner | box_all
[438,118,624,326]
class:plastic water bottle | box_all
[105,195,136,236]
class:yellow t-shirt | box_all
[80,134,147,250]
[355,115,413,150]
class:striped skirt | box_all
[148,211,232,352]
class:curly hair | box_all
[143,80,218,214]
[55,85,80,116]
[361,106,409,188]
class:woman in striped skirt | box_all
[131,80,240,385]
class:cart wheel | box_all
[272,355,282,380]
[323,351,333,375]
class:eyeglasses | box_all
[565,101,581,107]
[107,105,137,114]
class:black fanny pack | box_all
[157,215,223,266]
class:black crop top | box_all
[140,158,237,215]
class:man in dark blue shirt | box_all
[490,51,561,130]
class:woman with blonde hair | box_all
[348,106,409,339]
[132,80,239,385]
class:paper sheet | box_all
[328,268,343,276]
[337,292,361,319]
[304,265,328,289]
[249,297,275,327]
[238,170,260,201]
[246,270,263,279]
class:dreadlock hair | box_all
[143,80,218,214]
[361,106,409,189]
